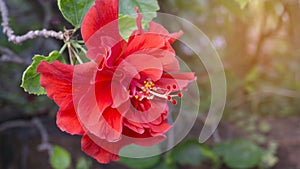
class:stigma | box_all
[131,79,182,105]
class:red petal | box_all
[85,126,167,160]
[148,21,183,44]
[125,98,167,124]
[72,62,102,125]
[124,23,181,72]
[122,127,166,147]
[149,122,172,136]
[82,0,125,65]
[81,0,119,42]
[156,72,196,92]
[89,126,165,148]
[81,135,120,164]
[100,107,123,141]
[125,34,166,57]
[37,61,73,109]
[95,69,114,113]
[129,48,180,72]
[122,53,163,81]
[56,104,84,135]
[73,66,124,141]
[86,107,123,142]
[111,80,130,109]
[123,119,145,134]
[37,61,85,135]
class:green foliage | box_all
[234,0,251,9]
[76,156,92,169]
[216,0,245,20]
[171,140,206,166]
[118,0,160,39]
[118,144,162,169]
[21,51,64,95]
[260,142,278,168]
[214,139,263,169]
[118,15,137,40]
[57,0,94,28]
[57,0,159,35]
[199,145,221,168]
[118,156,161,169]
[119,0,159,22]
[117,139,270,169]
[152,161,176,169]
[50,145,71,169]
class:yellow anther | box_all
[135,95,139,99]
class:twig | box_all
[0,0,63,44]
[0,120,33,132]
[70,46,83,64]
[251,2,286,65]
[0,118,53,156]
[32,118,53,156]
[67,43,74,65]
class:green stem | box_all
[72,42,87,54]
[70,47,83,64]
[59,43,67,54]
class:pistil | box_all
[131,79,182,105]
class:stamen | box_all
[172,84,177,89]
[172,100,177,105]
[131,79,182,105]
[148,90,168,99]
[167,95,172,101]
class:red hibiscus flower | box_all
[37,0,196,164]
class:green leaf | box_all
[260,142,278,168]
[76,156,92,169]
[21,51,63,95]
[57,0,94,28]
[152,161,177,169]
[212,141,231,157]
[171,139,206,166]
[118,0,160,40]
[50,145,71,169]
[200,145,220,168]
[234,0,250,9]
[118,156,160,169]
[118,15,137,40]
[119,0,159,22]
[223,139,263,169]
[118,144,161,169]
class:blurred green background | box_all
[1,0,300,169]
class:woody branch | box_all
[0,0,64,44]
